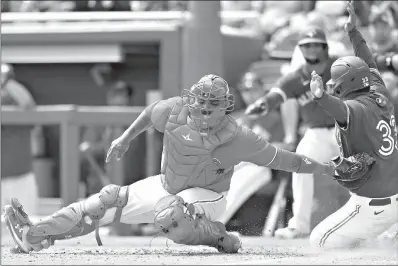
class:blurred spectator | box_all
[314,0,371,26]
[368,6,398,54]
[258,1,315,41]
[221,1,254,11]
[74,0,131,12]
[370,1,398,27]
[382,72,398,98]
[382,71,398,117]
[368,1,398,121]
[1,0,28,12]
[19,1,75,12]
[167,1,189,11]
[265,0,375,64]
[129,1,168,12]
[1,63,39,215]
[1,0,10,12]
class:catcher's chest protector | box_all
[161,101,238,194]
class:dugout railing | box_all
[1,10,260,24]
[1,105,148,207]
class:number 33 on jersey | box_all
[334,96,398,160]
[376,115,398,157]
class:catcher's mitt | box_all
[331,152,376,191]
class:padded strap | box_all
[113,186,129,223]
[95,221,102,246]
[95,186,129,247]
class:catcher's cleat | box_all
[4,185,130,253]
[3,200,33,253]
[215,231,242,253]
[4,198,52,253]
[154,195,242,253]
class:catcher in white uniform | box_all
[3,75,338,254]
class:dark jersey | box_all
[336,69,398,197]
[272,58,336,128]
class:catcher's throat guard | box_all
[182,74,234,137]
[153,195,241,253]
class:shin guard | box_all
[25,184,129,251]
[153,195,241,253]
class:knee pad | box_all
[83,184,129,221]
[27,185,129,245]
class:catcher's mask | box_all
[182,74,234,137]
[326,56,371,99]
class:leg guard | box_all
[5,184,129,253]
[153,195,241,253]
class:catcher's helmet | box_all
[326,56,371,99]
[182,74,234,136]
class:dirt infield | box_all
[1,229,397,265]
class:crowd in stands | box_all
[0,1,189,12]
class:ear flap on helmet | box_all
[330,56,371,99]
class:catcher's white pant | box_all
[218,162,272,224]
[288,127,341,233]
[310,192,398,248]
[98,175,228,226]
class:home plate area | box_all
[1,227,397,265]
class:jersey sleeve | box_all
[150,97,179,132]
[270,71,301,101]
[369,68,387,89]
[214,126,277,167]
[337,99,367,134]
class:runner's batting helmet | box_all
[326,56,371,99]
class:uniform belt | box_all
[369,197,398,206]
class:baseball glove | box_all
[331,152,376,191]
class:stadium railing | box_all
[1,105,146,207]
[1,10,260,23]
